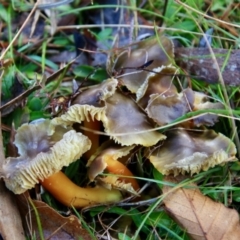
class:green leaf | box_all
[73,65,108,82]
[97,28,113,41]
[28,97,43,111]
[118,233,131,240]
[64,160,80,179]
[152,167,164,189]
[0,3,9,22]
[29,111,48,121]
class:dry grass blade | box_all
[163,176,240,240]
[0,0,42,61]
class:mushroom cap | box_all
[2,119,91,194]
[52,78,118,126]
[183,88,224,126]
[103,91,166,146]
[72,78,118,106]
[148,128,237,176]
[108,34,174,93]
[136,65,178,108]
[145,92,191,126]
[145,88,224,127]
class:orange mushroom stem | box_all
[83,118,101,160]
[105,157,140,191]
[88,144,140,192]
[41,171,122,207]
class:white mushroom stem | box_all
[40,171,122,207]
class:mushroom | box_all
[53,80,165,147]
[0,119,122,207]
[136,65,178,108]
[54,78,118,158]
[107,34,174,93]
[142,86,224,127]
[87,141,139,193]
[147,128,237,176]
[183,88,224,126]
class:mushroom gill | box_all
[148,128,237,176]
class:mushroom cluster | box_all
[0,32,237,208]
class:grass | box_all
[0,0,240,239]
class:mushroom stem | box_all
[83,119,101,159]
[105,157,140,191]
[41,171,122,207]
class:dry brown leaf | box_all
[17,193,92,240]
[163,176,240,240]
[0,181,25,240]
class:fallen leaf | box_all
[162,175,240,240]
[17,193,92,240]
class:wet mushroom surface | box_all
[148,128,236,175]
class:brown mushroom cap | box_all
[146,92,192,126]
[136,65,178,108]
[145,88,224,127]
[52,78,118,126]
[103,91,166,146]
[184,88,224,126]
[108,34,174,93]
[1,119,91,194]
[148,128,237,176]
[72,78,118,106]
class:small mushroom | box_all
[183,88,224,126]
[87,141,139,192]
[108,34,174,93]
[147,128,237,176]
[136,65,178,108]
[0,119,122,207]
